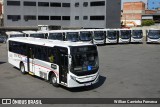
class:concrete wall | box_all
[3,0,121,28]
[3,0,71,27]
[70,0,107,28]
[106,0,121,28]
[123,2,145,11]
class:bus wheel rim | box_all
[52,76,57,84]
[21,66,24,72]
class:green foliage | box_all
[142,20,155,26]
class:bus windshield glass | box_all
[120,30,131,39]
[30,33,45,38]
[66,32,79,42]
[148,30,160,39]
[132,30,143,39]
[48,33,63,40]
[10,34,24,38]
[80,31,92,41]
[70,46,99,75]
[107,30,117,39]
[94,31,105,40]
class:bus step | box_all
[29,72,34,75]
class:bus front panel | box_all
[68,45,99,87]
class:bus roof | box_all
[22,31,37,34]
[6,31,23,35]
[148,28,160,31]
[8,37,94,47]
[117,29,131,31]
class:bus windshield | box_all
[132,30,143,39]
[30,33,45,38]
[107,31,117,39]
[148,30,160,39]
[120,30,131,39]
[10,34,24,38]
[80,31,92,41]
[66,32,79,42]
[70,46,99,75]
[48,33,63,40]
[94,31,105,40]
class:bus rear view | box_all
[146,29,160,43]
[131,30,143,43]
[118,29,131,43]
[106,29,118,44]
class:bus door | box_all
[56,47,68,83]
[27,45,35,74]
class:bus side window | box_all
[28,45,35,59]
[9,41,13,52]
[48,48,56,63]
[21,43,27,56]
[35,46,48,61]
[41,47,48,61]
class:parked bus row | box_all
[5,29,160,44]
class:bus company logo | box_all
[2,99,11,104]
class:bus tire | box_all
[20,63,26,74]
[50,73,59,87]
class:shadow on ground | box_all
[0,62,6,65]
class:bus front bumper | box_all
[106,39,117,44]
[131,38,143,43]
[147,38,160,43]
[67,72,99,88]
[93,40,105,45]
[119,39,130,43]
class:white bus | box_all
[79,29,93,43]
[47,30,64,41]
[8,37,99,88]
[22,31,45,38]
[106,29,118,44]
[117,29,131,43]
[146,29,160,43]
[64,30,79,42]
[131,29,143,43]
[92,29,106,45]
[6,31,24,38]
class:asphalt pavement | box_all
[0,42,160,107]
